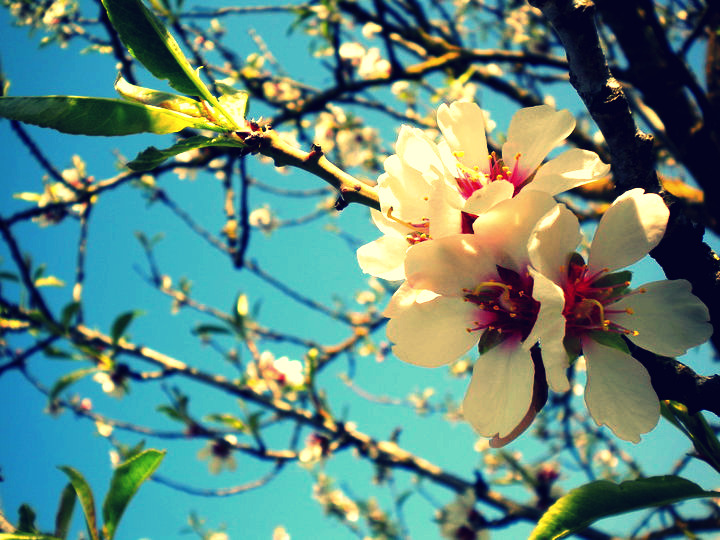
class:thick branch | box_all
[528,0,720,353]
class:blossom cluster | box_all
[357,102,712,445]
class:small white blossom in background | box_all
[207,532,229,540]
[312,474,360,523]
[245,351,305,398]
[248,205,280,235]
[262,79,301,104]
[173,147,203,180]
[594,449,619,469]
[15,157,91,226]
[355,290,377,305]
[42,0,76,26]
[92,371,126,399]
[362,21,382,38]
[313,105,383,169]
[197,435,238,474]
[272,526,290,540]
[95,420,113,438]
[339,43,391,79]
[273,356,305,387]
[109,450,121,468]
[298,433,329,466]
[436,490,488,540]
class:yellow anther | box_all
[631,330,639,336]
[625,308,634,314]
[453,150,465,158]
[514,152,521,160]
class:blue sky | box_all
[2,3,720,539]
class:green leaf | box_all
[110,310,144,344]
[529,475,717,540]
[591,270,632,289]
[155,404,184,422]
[216,82,249,121]
[17,504,38,534]
[102,449,165,540]
[0,271,19,282]
[101,0,208,97]
[114,75,203,117]
[193,324,232,336]
[0,96,219,136]
[54,483,77,540]
[60,302,81,330]
[57,466,100,540]
[127,135,241,171]
[100,0,238,128]
[0,535,62,540]
[204,413,246,431]
[48,368,98,403]
[585,331,630,355]
[477,328,504,355]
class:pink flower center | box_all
[455,151,529,199]
[561,258,642,336]
[462,266,540,343]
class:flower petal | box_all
[404,235,498,296]
[384,281,438,317]
[528,268,570,393]
[588,189,669,273]
[529,149,610,196]
[502,106,575,178]
[612,279,712,356]
[528,204,582,285]
[437,101,490,172]
[463,179,514,216]
[583,338,659,442]
[387,296,479,367]
[356,234,408,281]
[472,189,559,270]
[428,179,464,239]
[463,338,535,439]
[369,208,406,237]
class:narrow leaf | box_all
[60,302,81,330]
[0,535,62,540]
[114,75,203,117]
[54,483,77,540]
[101,449,165,540]
[0,96,219,136]
[192,324,232,336]
[110,310,143,344]
[216,82,249,121]
[101,0,210,97]
[586,330,630,354]
[17,505,38,534]
[48,368,98,403]
[127,135,241,171]
[530,475,717,540]
[100,0,237,128]
[58,467,100,540]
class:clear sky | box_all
[1,3,719,540]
